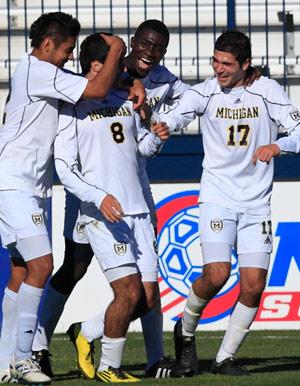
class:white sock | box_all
[32,284,69,351]
[141,304,164,369]
[216,301,258,363]
[14,283,43,362]
[98,335,126,371]
[182,287,208,336]
[0,288,18,369]
[81,310,105,342]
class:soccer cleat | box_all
[0,368,18,383]
[173,318,199,377]
[96,367,140,383]
[66,322,95,379]
[145,356,179,378]
[211,358,251,376]
[10,357,51,384]
[32,350,53,378]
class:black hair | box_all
[29,12,80,48]
[79,33,110,75]
[134,19,169,46]
[214,30,252,66]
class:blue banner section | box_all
[0,246,11,326]
[268,222,300,286]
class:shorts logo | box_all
[290,110,300,121]
[114,242,127,255]
[31,213,43,226]
[76,222,85,234]
[211,219,223,232]
[153,240,158,254]
[264,236,272,244]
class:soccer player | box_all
[157,30,300,377]
[0,11,144,384]
[32,19,190,380]
[54,32,169,383]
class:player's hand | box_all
[253,144,281,165]
[151,122,170,141]
[128,79,146,110]
[244,66,262,87]
[100,194,124,222]
[139,104,152,122]
[100,33,126,56]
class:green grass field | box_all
[50,330,300,385]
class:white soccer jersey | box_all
[142,64,190,111]
[160,76,299,211]
[54,89,163,219]
[0,53,88,197]
[138,64,190,217]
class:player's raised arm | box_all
[82,34,126,99]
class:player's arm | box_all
[253,144,281,165]
[82,34,126,99]
[159,87,201,132]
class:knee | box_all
[240,281,265,306]
[29,255,53,281]
[127,280,143,307]
[202,266,230,291]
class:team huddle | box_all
[0,10,300,385]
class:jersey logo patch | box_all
[234,98,241,104]
[211,219,223,232]
[114,242,127,255]
[290,110,300,121]
[32,213,43,226]
[76,222,85,234]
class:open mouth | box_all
[137,57,153,71]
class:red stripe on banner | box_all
[157,196,198,234]
[255,291,300,321]
[162,296,186,313]
[160,287,172,297]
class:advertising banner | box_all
[0,182,300,332]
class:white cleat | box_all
[0,368,18,383]
[10,358,51,385]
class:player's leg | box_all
[174,203,236,376]
[78,217,141,382]
[0,192,53,384]
[131,213,170,377]
[213,211,271,376]
[32,193,94,375]
[96,267,142,383]
[32,238,93,376]
[0,255,26,384]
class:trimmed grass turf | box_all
[50,330,300,385]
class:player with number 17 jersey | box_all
[160,76,300,212]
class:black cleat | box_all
[211,358,251,376]
[145,357,180,378]
[32,349,54,378]
[173,318,199,377]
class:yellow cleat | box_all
[66,322,96,379]
[96,367,140,383]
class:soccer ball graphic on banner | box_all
[158,205,239,299]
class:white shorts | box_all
[85,213,158,281]
[63,191,89,244]
[199,202,273,255]
[0,191,51,257]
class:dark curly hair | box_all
[29,12,80,48]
